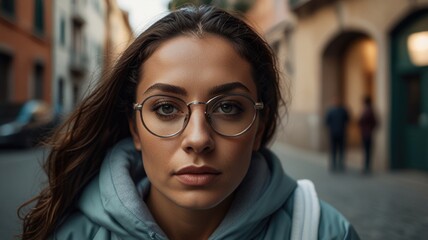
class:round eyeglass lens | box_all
[207,95,257,136]
[140,95,189,137]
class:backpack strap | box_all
[290,179,321,240]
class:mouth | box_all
[174,166,221,186]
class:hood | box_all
[209,148,297,239]
[77,138,297,239]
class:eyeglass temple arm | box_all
[255,102,264,110]
[133,103,142,110]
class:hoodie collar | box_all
[78,138,296,239]
[210,149,297,239]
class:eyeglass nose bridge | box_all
[187,100,209,107]
[184,100,212,125]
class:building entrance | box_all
[391,10,428,170]
[322,32,377,149]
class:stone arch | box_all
[321,30,377,149]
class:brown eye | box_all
[215,102,242,115]
[155,104,176,115]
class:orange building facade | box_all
[0,0,52,104]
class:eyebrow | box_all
[143,81,251,96]
[144,83,187,96]
[208,82,251,96]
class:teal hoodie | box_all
[52,138,359,240]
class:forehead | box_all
[136,34,257,101]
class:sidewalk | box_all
[272,140,428,186]
[271,141,428,240]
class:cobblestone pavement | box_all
[0,147,47,239]
[272,142,428,240]
[2,145,428,239]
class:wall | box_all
[280,0,428,170]
[0,0,52,103]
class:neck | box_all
[146,188,234,240]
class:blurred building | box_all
[52,0,133,116]
[266,0,428,171]
[104,0,134,72]
[1,0,132,120]
[53,0,107,115]
[243,0,293,82]
[0,0,53,104]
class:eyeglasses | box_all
[133,94,264,138]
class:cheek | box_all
[218,140,253,195]
[217,132,257,170]
[140,140,176,187]
[137,127,176,173]
[137,121,176,152]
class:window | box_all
[34,0,44,34]
[404,74,421,125]
[0,0,15,18]
[58,77,64,112]
[0,52,12,103]
[73,83,80,105]
[33,63,44,99]
[82,35,86,53]
[271,41,280,54]
[93,0,102,16]
[98,44,103,66]
[60,17,66,46]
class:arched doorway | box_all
[322,31,377,150]
[390,9,428,170]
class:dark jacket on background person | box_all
[326,106,350,137]
[359,106,377,139]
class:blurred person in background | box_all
[358,96,378,174]
[19,6,359,240]
[325,96,350,172]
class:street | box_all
[272,142,428,240]
[1,143,428,240]
[0,147,47,239]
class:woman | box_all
[358,96,378,174]
[20,6,359,240]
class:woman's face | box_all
[130,34,264,211]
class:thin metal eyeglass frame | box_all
[133,94,264,138]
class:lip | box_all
[174,166,221,186]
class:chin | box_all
[173,190,234,211]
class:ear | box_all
[128,118,142,150]
[252,119,265,151]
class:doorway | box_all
[390,9,428,170]
[322,31,377,150]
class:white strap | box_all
[290,179,320,240]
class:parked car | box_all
[0,100,56,147]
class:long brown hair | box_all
[19,5,287,239]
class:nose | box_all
[181,106,215,154]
